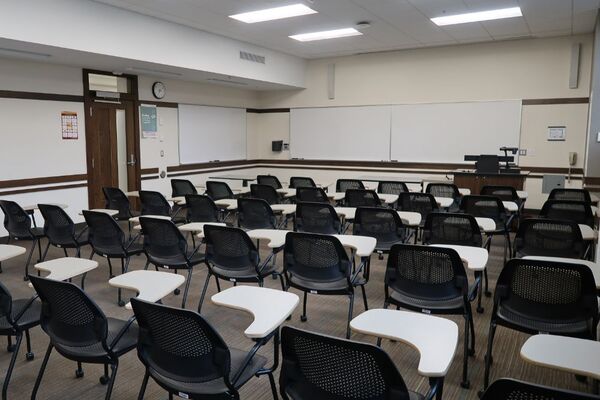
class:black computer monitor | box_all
[476,155,500,173]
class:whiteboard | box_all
[390,100,521,163]
[178,104,246,164]
[290,106,391,161]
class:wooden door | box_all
[85,102,119,208]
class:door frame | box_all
[82,69,141,208]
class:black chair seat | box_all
[388,289,465,313]
[210,263,277,280]
[375,239,405,252]
[14,227,45,240]
[149,347,266,395]
[0,299,41,333]
[93,242,144,258]
[496,304,593,335]
[288,275,361,293]
[285,386,424,400]
[149,252,205,269]
[53,229,90,247]
[54,317,138,363]
[171,215,187,224]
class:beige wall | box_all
[246,112,290,160]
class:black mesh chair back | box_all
[514,218,584,258]
[345,189,382,207]
[279,326,411,400]
[385,244,467,304]
[29,276,108,348]
[540,200,594,227]
[237,198,276,230]
[426,183,460,200]
[289,177,316,189]
[185,194,219,223]
[139,190,171,216]
[38,204,76,245]
[423,212,482,247]
[295,202,341,234]
[460,195,506,224]
[139,217,188,263]
[250,184,280,205]
[353,208,406,250]
[296,187,329,203]
[481,378,600,400]
[130,298,233,388]
[204,225,259,270]
[549,188,592,204]
[171,179,197,197]
[257,175,283,189]
[494,258,598,334]
[83,210,127,255]
[0,282,13,325]
[284,233,351,283]
[336,179,365,192]
[481,185,520,204]
[0,200,33,238]
[205,181,235,201]
[377,181,409,195]
[397,193,438,221]
[102,187,134,219]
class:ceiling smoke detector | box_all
[356,21,371,29]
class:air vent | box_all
[240,51,266,64]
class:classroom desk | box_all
[276,188,296,198]
[453,170,528,194]
[270,204,297,216]
[108,270,185,310]
[476,217,497,233]
[522,256,600,290]
[579,224,598,241]
[592,193,599,204]
[178,222,226,233]
[79,209,119,217]
[212,286,299,339]
[351,308,458,398]
[333,207,422,227]
[31,257,98,289]
[435,197,454,209]
[130,215,172,230]
[0,245,26,262]
[328,192,398,204]
[502,201,519,212]
[458,188,471,196]
[358,176,424,191]
[521,334,600,391]
[214,199,238,210]
[517,191,528,200]
[208,174,256,187]
[125,191,139,197]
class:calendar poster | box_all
[61,111,79,139]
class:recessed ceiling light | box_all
[229,3,317,24]
[431,6,522,26]
[290,28,363,42]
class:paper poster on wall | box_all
[61,111,78,139]
[140,104,158,138]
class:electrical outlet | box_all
[519,149,527,156]
[283,143,289,150]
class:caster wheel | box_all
[99,375,109,385]
[75,369,84,378]
[23,276,29,281]
[460,381,470,389]
[6,344,15,352]
[118,300,125,307]
[477,307,484,314]
[300,315,307,322]
[468,348,475,357]
[26,352,34,361]
[174,289,180,295]
[378,254,384,260]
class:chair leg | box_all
[107,258,114,278]
[62,248,68,257]
[31,343,53,400]
[215,276,221,292]
[267,371,279,400]
[143,260,150,270]
[300,292,308,322]
[76,361,84,378]
[198,272,212,313]
[137,370,150,400]
[278,274,285,291]
[346,293,355,339]
[181,269,193,308]
[23,240,36,281]
[482,322,497,391]
[460,314,471,389]
[484,268,491,297]
[104,360,119,400]
[6,336,13,352]
[2,332,22,400]
[41,242,51,262]
[360,285,368,311]
[25,330,33,360]
[37,239,43,262]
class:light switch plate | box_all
[597,132,600,142]
[519,149,527,156]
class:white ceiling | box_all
[93,0,600,59]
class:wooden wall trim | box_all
[167,160,256,172]
[522,97,589,105]
[0,90,84,103]
[0,174,88,190]
[584,177,600,186]
[140,167,159,175]
[246,108,290,114]
[137,100,178,108]
[0,183,87,196]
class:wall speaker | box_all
[569,43,581,89]
[327,63,335,100]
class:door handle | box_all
[127,154,136,166]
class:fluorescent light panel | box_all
[431,6,522,26]
[229,3,317,23]
[290,28,362,42]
